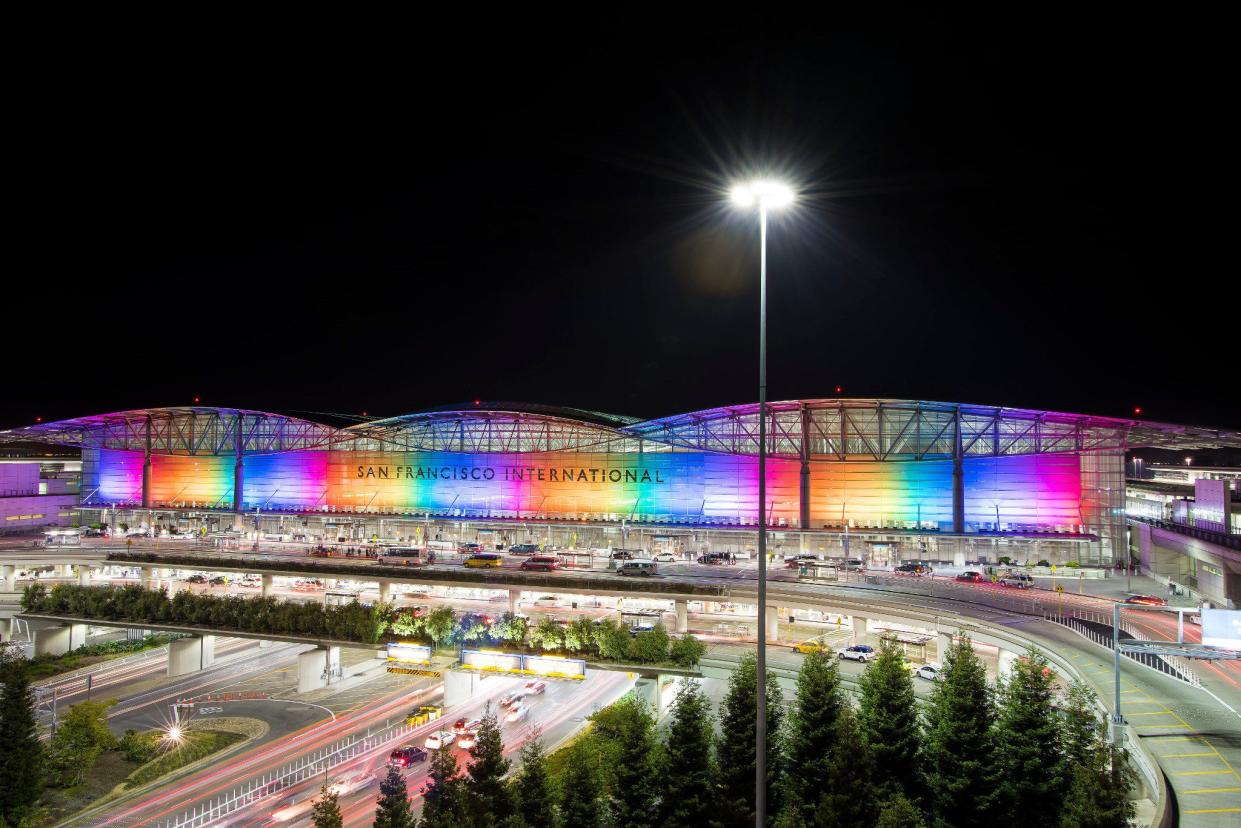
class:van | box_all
[617,560,658,577]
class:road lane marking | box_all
[1185,787,1241,794]
[1185,807,1241,814]
[1162,752,1219,758]
[1174,770,1237,776]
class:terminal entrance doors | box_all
[866,541,899,568]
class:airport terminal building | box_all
[5,399,1240,581]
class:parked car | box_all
[895,563,932,575]
[458,543,484,554]
[424,730,456,750]
[839,558,865,570]
[999,572,1034,589]
[521,555,561,572]
[1124,594,1168,607]
[617,561,658,577]
[915,663,942,681]
[652,551,678,562]
[608,549,637,561]
[208,575,229,586]
[696,552,728,565]
[955,571,984,583]
[837,644,875,663]
[463,553,503,568]
[508,543,541,556]
[388,745,428,767]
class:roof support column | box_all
[233,413,245,514]
[141,414,152,509]
[953,406,964,534]
[799,404,811,530]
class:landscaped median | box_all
[25,634,185,681]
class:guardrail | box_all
[158,717,419,828]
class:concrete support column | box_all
[634,676,661,714]
[998,649,1019,679]
[2,565,15,592]
[378,581,392,604]
[77,565,91,586]
[261,573,273,598]
[764,605,779,642]
[297,645,342,693]
[937,631,954,660]
[167,634,216,676]
[852,615,869,642]
[508,588,521,616]
[1,617,16,643]
[34,623,87,656]
[952,407,964,534]
[674,599,688,634]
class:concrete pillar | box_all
[852,615,869,642]
[297,645,342,693]
[674,599,688,634]
[937,631,954,660]
[325,578,338,590]
[378,581,392,604]
[77,565,91,586]
[509,588,521,615]
[998,649,1019,680]
[261,573,273,598]
[764,606,779,642]
[2,565,15,592]
[953,546,966,568]
[167,635,216,676]
[634,676,661,714]
[34,623,87,656]
[1,617,16,643]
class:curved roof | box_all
[3,399,1239,459]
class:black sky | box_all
[7,15,1237,430]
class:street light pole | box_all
[730,179,792,828]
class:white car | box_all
[836,645,875,663]
[458,729,479,749]
[424,730,456,750]
[652,551,678,562]
[505,704,529,723]
[523,680,546,695]
[915,663,942,681]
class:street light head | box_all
[730,180,794,210]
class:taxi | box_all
[463,553,503,568]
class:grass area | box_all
[38,750,139,825]
[26,634,182,681]
[125,730,246,788]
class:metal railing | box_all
[157,718,419,828]
[1043,610,1202,688]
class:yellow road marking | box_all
[1174,770,1238,776]
[1162,752,1219,758]
[1185,787,1241,794]
[1127,711,1176,717]
[1148,736,1200,743]
[1185,808,1241,814]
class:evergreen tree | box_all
[558,742,601,828]
[658,682,717,827]
[857,639,921,804]
[373,765,415,828]
[512,738,555,828]
[312,783,343,828]
[991,649,1068,828]
[922,634,994,828]
[814,706,876,828]
[421,740,468,827]
[876,794,927,828]
[782,649,844,824]
[465,708,512,824]
[46,698,117,788]
[718,653,784,826]
[1059,681,1101,768]
[1058,683,1135,828]
[0,655,43,826]
[606,695,658,827]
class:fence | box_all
[156,717,420,828]
[1043,610,1202,688]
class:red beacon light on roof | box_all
[1133,406,1142,416]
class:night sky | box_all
[8,17,1237,432]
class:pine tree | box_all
[558,742,601,828]
[876,794,926,828]
[607,695,658,827]
[857,639,921,804]
[373,765,415,828]
[814,705,876,828]
[991,649,1068,828]
[1058,682,1135,828]
[512,738,555,828]
[658,682,717,827]
[312,783,343,828]
[718,652,784,826]
[465,708,512,824]
[422,739,468,827]
[0,656,43,826]
[922,634,993,828]
[782,649,844,824]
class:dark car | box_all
[185,574,207,584]
[388,745,428,768]
[521,555,560,572]
[696,552,728,565]
[609,550,637,561]
[508,543,541,556]
[895,563,931,575]
[1124,594,1168,607]
[955,571,984,583]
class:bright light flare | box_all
[165,725,184,743]
[730,180,795,209]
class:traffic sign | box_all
[1055,584,1064,594]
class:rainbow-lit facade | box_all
[8,399,1241,563]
